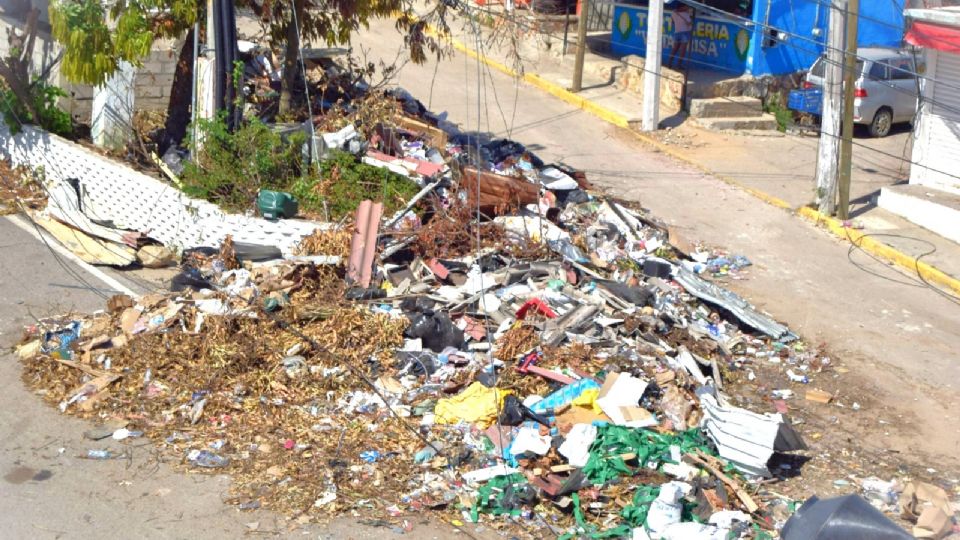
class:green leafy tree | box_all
[49,0,199,87]
[254,0,447,115]
[46,0,450,144]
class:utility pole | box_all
[642,0,664,131]
[572,0,590,92]
[837,0,859,220]
[814,0,844,215]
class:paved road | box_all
[354,16,960,468]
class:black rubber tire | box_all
[868,107,893,138]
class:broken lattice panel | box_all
[0,124,323,254]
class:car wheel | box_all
[868,108,893,137]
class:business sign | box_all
[611,4,751,74]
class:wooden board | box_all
[32,212,136,266]
[394,115,448,149]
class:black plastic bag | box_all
[404,310,465,353]
[171,268,214,292]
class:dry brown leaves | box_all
[296,226,353,258]
[494,324,538,362]
[19,289,425,521]
[219,235,240,270]
[314,91,403,141]
[410,198,507,259]
[0,160,46,215]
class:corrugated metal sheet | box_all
[700,393,807,478]
[673,267,797,342]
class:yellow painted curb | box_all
[441,32,632,129]
[797,207,960,297]
[428,24,960,297]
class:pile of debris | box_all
[12,73,958,539]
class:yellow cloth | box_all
[434,382,512,428]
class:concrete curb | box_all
[434,29,960,297]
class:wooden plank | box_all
[686,451,760,513]
[150,151,183,187]
[32,213,136,266]
[394,115,448,149]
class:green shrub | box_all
[182,114,419,219]
[182,114,307,211]
[0,81,74,137]
[289,149,420,219]
[763,93,794,133]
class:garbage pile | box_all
[13,81,954,539]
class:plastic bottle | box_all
[187,449,230,468]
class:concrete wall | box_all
[0,15,180,124]
[910,48,960,195]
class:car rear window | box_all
[810,56,864,78]
[868,62,888,80]
[811,56,825,77]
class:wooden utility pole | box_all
[642,0,664,131]
[572,0,590,92]
[814,0,844,215]
[837,0,859,220]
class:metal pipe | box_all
[190,21,199,151]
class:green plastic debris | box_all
[470,473,530,522]
[620,484,662,528]
[560,485,661,540]
[548,279,567,291]
[257,189,299,220]
[582,425,714,485]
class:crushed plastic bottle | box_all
[359,450,381,463]
[187,449,230,468]
[786,369,809,384]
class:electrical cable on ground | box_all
[843,227,960,306]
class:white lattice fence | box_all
[0,124,325,255]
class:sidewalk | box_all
[438,13,960,290]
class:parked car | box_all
[804,47,922,137]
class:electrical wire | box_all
[802,0,907,33]
[289,0,318,164]
[843,228,960,305]
[14,200,113,300]
[673,0,960,99]
[0,101,157,297]
[447,1,960,183]
[433,5,960,311]
[464,0,960,112]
